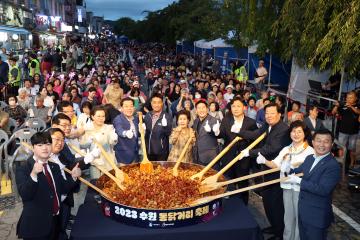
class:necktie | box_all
[43,163,60,215]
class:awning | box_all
[0,25,30,34]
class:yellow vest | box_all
[8,65,21,86]
[29,59,40,77]
[235,66,248,82]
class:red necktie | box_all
[43,163,60,215]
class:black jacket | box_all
[219,114,258,167]
[16,157,79,238]
[239,120,291,181]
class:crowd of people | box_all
[0,39,354,240]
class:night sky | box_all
[86,0,176,21]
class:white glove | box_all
[90,146,101,158]
[139,123,146,132]
[212,120,220,136]
[161,114,167,126]
[256,152,266,164]
[204,120,211,132]
[125,130,134,139]
[281,160,291,174]
[285,174,302,184]
[84,149,95,164]
[230,123,240,133]
[241,149,250,158]
[75,153,82,158]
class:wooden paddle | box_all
[199,160,303,194]
[201,132,266,186]
[20,142,113,198]
[172,137,193,177]
[138,112,154,174]
[190,136,241,181]
[190,173,304,206]
[67,143,126,190]
[91,139,129,183]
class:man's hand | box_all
[256,152,266,164]
[71,163,81,179]
[31,161,44,176]
[285,174,302,184]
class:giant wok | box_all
[95,161,227,228]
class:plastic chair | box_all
[7,118,18,135]
[4,128,36,199]
[0,101,7,111]
[24,118,47,132]
[0,129,9,181]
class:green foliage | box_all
[113,0,360,77]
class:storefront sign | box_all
[35,14,49,31]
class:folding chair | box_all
[0,101,7,111]
[24,118,47,132]
[4,128,36,199]
[7,118,18,135]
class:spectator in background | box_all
[254,60,268,92]
[275,95,286,118]
[209,102,224,121]
[256,90,269,109]
[19,79,37,97]
[4,94,27,126]
[28,95,52,124]
[17,88,32,111]
[304,105,326,135]
[36,87,55,112]
[245,96,258,120]
[332,91,360,168]
[52,48,63,72]
[256,98,271,127]
[76,101,93,131]
[0,55,9,91]
[224,85,235,103]
[81,87,99,107]
[287,101,303,124]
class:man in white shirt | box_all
[255,60,268,93]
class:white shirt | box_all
[272,144,314,191]
[224,93,234,103]
[255,66,268,83]
[310,153,330,172]
[50,153,68,202]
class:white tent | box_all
[207,38,233,48]
[194,39,212,49]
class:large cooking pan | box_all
[95,161,227,228]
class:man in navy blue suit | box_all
[287,129,341,240]
[16,131,82,240]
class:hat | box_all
[225,85,234,90]
[179,79,187,85]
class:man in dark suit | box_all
[16,131,81,240]
[193,100,221,166]
[288,129,341,240]
[239,103,291,240]
[303,105,326,144]
[144,93,172,161]
[219,97,258,204]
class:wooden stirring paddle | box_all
[190,173,304,206]
[91,139,130,183]
[190,136,241,181]
[201,132,266,186]
[67,143,126,190]
[138,112,154,174]
[173,137,193,177]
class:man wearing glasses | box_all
[15,131,81,240]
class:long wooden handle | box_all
[191,137,241,180]
[216,132,266,177]
[92,140,121,172]
[173,137,192,171]
[217,167,280,188]
[20,142,112,198]
[61,166,111,199]
[138,112,149,163]
[194,173,303,205]
[67,143,125,190]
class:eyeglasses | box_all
[59,124,72,129]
